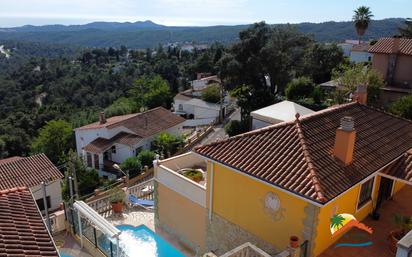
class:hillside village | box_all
[0,4,412,257]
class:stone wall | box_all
[302,204,320,257]
[206,213,279,256]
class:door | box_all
[376,177,394,210]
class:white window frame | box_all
[356,176,376,213]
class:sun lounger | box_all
[128,194,154,210]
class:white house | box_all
[0,154,64,213]
[191,75,220,91]
[251,100,315,130]
[173,82,234,127]
[74,107,185,179]
[350,43,372,63]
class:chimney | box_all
[333,117,356,165]
[353,84,367,105]
[99,112,106,124]
[392,37,401,54]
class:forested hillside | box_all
[0,18,405,48]
[0,22,352,159]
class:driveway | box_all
[198,108,240,146]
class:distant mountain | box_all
[0,18,405,49]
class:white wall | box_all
[110,143,134,164]
[252,118,273,130]
[194,106,220,119]
[156,164,206,207]
[192,80,208,90]
[30,180,62,212]
[350,51,372,63]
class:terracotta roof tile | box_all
[0,157,23,165]
[83,132,142,153]
[0,154,63,190]
[383,150,412,183]
[195,103,412,203]
[0,187,59,256]
[76,107,185,138]
[369,37,412,56]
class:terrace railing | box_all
[87,194,112,217]
[127,178,154,200]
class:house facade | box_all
[369,37,412,105]
[0,154,64,212]
[173,80,234,127]
[75,107,185,178]
[349,43,372,63]
[154,102,412,257]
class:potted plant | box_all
[388,214,412,252]
[110,188,126,213]
[183,169,203,183]
[289,236,299,248]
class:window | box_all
[111,145,116,154]
[36,196,51,211]
[357,177,375,209]
[86,153,92,167]
[178,104,183,111]
[135,146,143,156]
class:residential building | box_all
[251,100,314,130]
[173,81,234,127]
[192,75,221,91]
[369,37,412,105]
[349,43,372,63]
[0,187,59,256]
[154,102,412,257]
[0,153,63,212]
[337,43,352,57]
[75,107,185,178]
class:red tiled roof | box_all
[0,154,63,190]
[76,107,185,138]
[83,132,142,153]
[195,103,412,203]
[0,157,23,165]
[383,150,412,183]
[0,187,59,257]
[369,38,412,56]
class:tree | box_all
[120,157,142,178]
[62,150,101,200]
[302,43,346,84]
[285,77,315,101]
[353,6,374,44]
[129,75,173,109]
[152,132,185,158]
[219,22,313,121]
[31,119,73,164]
[333,64,384,105]
[137,150,156,168]
[224,120,249,137]
[390,95,412,120]
[202,84,221,103]
[399,18,412,38]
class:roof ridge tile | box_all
[294,116,327,202]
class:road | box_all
[198,108,241,146]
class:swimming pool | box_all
[116,225,185,257]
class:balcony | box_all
[320,185,412,257]
[155,152,207,207]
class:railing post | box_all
[93,227,97,247]
[110,241,113,257]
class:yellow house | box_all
[154,102,412,257]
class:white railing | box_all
[127,178,154,201]
[87,194,112,217]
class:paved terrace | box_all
[320,185,412,257]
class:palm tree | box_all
[330,214,346,230]
[353,6,374,44]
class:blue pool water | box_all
[116,225,185,257]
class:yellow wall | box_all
[208,162,310,250]
[314,175,381,256]
[393,179,406,195]
[157,183,206,249]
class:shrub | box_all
[109,188,126,204]
[389,95,412,120]
[202,84,221,103]
[137,150,156,168]
[120,157,142,178]
[183,169,203,182]
[224,120,249,137]
[152,132,185,158]
[285,77,314,100]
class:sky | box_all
[0,0,410,27]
